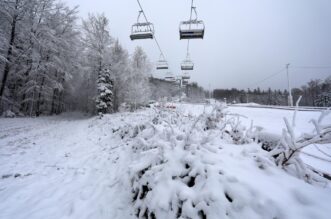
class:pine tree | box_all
[95,67,114,115]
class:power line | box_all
[291,66,331,69]
[247,68,286,88]
[247,64,330,90]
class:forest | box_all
[213,77,331,107]
[0,0,208,117]
[0,0,172,116]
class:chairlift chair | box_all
[156,60,168,70]
[182,80,189,85]
[179,20,205,40]
[130,11,154,40]
[179,7,205,40]
[165,72,176,82]
[156,55,169,70]
[181,58,194,71]
[182,72,190,80]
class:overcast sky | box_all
[65,0,331,90]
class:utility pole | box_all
[177,76,185,102]
[286,63,293,107]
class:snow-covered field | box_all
[0,104,330,219]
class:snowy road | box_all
[0,106,331,219]
[0,113,138,219]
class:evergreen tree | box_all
[95,67,114,115]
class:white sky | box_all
[65,0,331,91]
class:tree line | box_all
[213,77,331,107]
[0,0,152,116]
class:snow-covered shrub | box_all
[2,110,16,118]
[127,107,262,219]
[270,110,331,184]
[204,104,226,131]
[226,115,249,145]
[118,104,331,219]
[128,109,218,218]
[126,107,300,219]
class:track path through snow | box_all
[0,114,134,219]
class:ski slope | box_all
[0,105,330,219]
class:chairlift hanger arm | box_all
[137,10,143,23]
[189,0,194,23]
[192,7,198,21]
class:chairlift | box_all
[181,56,194,70]
[156,55,169,70]
[182,80,189,85]
[165,72,176,82]
[130,11,154,40]
[182,72,190,80]
[179,6,205,40]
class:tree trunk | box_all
[51,89,58,115]
[57,91,64,114]
[36,76,45,116]
[0,11,18,109]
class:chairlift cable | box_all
[186,40,190,57]
[186,0,194,56]
[136,0,167,61]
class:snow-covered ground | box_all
[0,105,330,219]
[0,113,138,219]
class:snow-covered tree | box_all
[0,1,155,116]
[81,13,112,114]
[0,0,80,116]
[95,67,114,115]
[110,39,131,110]
[124,46,151,110]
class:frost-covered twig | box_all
[292,96,302,127]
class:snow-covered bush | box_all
[2,110,16,118]
[270,110,331,184]
[127,107,275,219]
[114,104,331,219]
[128,109,222,218]
[225,115,250,145]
